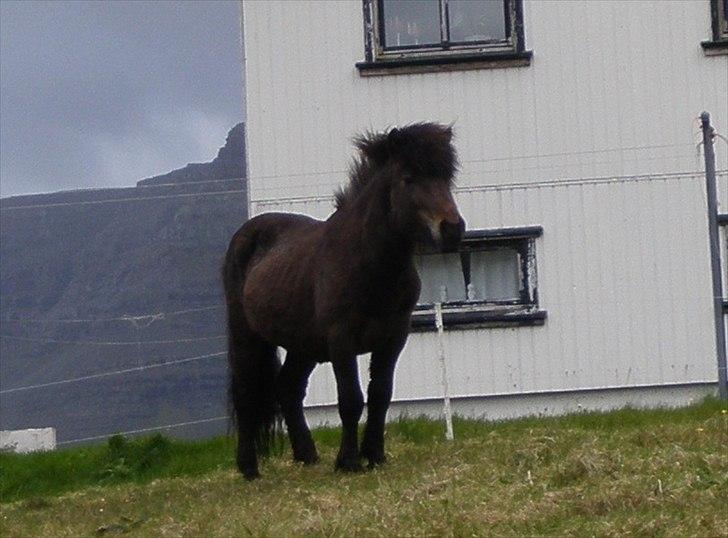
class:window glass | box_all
[415,252,465,303]
[381,0,441,47]
[415,245,522,305]
[448,0,506,43]
[469,248,521,301]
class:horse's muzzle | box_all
[439,217,465,252]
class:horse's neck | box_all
[346,183,414,273]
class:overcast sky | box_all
[0,0,244,197]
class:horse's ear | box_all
[443,125,454,143]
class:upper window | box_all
[358,0,530,74]
[718,0,728,38]
[702,0,728,54]
[380,0,507,50]
[411,226,546,331]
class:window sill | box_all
[410,308,546,332]
[701,39,728,55]
[356,50,532,77]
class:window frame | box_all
[718,213,728,313]
[410,226,546,332]
[358,0,532,75]
[702,0,728,55]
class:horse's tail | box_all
[223,226,281,477]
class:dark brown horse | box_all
[223,123,464,479]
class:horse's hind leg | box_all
[276,353,318,464]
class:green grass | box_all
[0,433,237,503]
[1,398,726,537]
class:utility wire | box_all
[4,145,723,212]
[0,189,244,212]
[1,305,223,325]
[56,415,230,446]
[0,350,226,394]
[136,177,244,188]
[253,169,728,206]
[0,334,226,346]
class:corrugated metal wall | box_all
[242,0,728,405]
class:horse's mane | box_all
[334,122,458,209]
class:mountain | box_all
[0,124,248,445]
[137,123,246,187]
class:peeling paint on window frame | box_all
[411,226,545,332]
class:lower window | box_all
[702,0,728,54]
[411,226,546,331]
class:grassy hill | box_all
[2,399,726,537]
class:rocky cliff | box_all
[0,124,248,444]
[137,123,245,186]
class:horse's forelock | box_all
[387,122,458,181]
[336,122,457,209]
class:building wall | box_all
[241,0,728,408]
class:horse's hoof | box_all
[242,469,260,481]
[335,458,364,473]
[360,444,386,466]
[294,453,319,466]
[365,454,386,468]
[238,463,260,480]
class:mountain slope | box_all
[0,124,247,444]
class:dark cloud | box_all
[0,0,244,196]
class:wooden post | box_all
[435,285,454,440]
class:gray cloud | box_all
[0,0,244,197]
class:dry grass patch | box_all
[1,399,726,537]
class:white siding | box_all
[263,172,722,406]
[241,0,728,407]
[244,0,728,202]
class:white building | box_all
[240,0,728,423]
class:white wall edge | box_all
[303,382,718,428]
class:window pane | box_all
[468,248,521,301]
[448,0,506,43]
[381,0,441,47]
[415,252,466,304]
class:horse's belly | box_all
[242,258,317,347]
[353,314,411,355]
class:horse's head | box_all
[351,123,465,252]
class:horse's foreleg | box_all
[361,336,405,467]
[332,354,364,472]
[277,355,318,465]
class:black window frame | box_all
[410,226,546,332]
[702,0,728,54]
[719,213,728,313]
[357,0,532,75]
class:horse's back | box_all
[239,212,321,243]
[226,212,320,264]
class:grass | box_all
[1,398,726,537]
